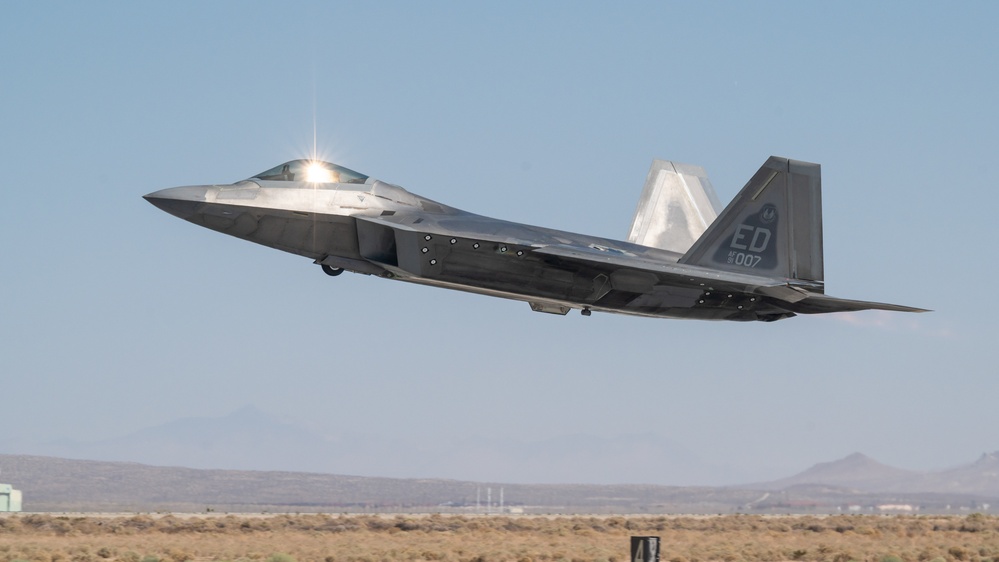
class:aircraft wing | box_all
[351,214,789,294]
[533,243,799,294]
[347,215,926,317]
[532,244,928,314]
[779,293,930,314]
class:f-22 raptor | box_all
[144,156,925,321]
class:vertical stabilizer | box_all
[627,160,722,254]
[678,156,824,285]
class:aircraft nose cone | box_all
[143,186,209,220]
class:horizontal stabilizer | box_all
[786,292,931,315]
[628,160,722,254]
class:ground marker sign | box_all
[631,536,660,562]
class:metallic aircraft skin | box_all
[144,157,926,321]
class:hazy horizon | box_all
[4,404,997,487]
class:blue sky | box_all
[1,1,997,485]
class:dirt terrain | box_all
[2,513,998,562]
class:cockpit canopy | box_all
[251,160,370,184]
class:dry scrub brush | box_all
[0,514,997,562]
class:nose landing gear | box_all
[321,264,344,277]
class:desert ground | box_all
[1,513,997,562]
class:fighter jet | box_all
[144,156,925,321]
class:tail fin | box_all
[627,159,722,254]
[678,156,824,286]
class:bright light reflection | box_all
[305,161,338,183]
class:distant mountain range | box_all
[2,406,998,513]
[1,451,997,514]
[0,406,743,485]
[757,451,999,496]
[0,453,762,513]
